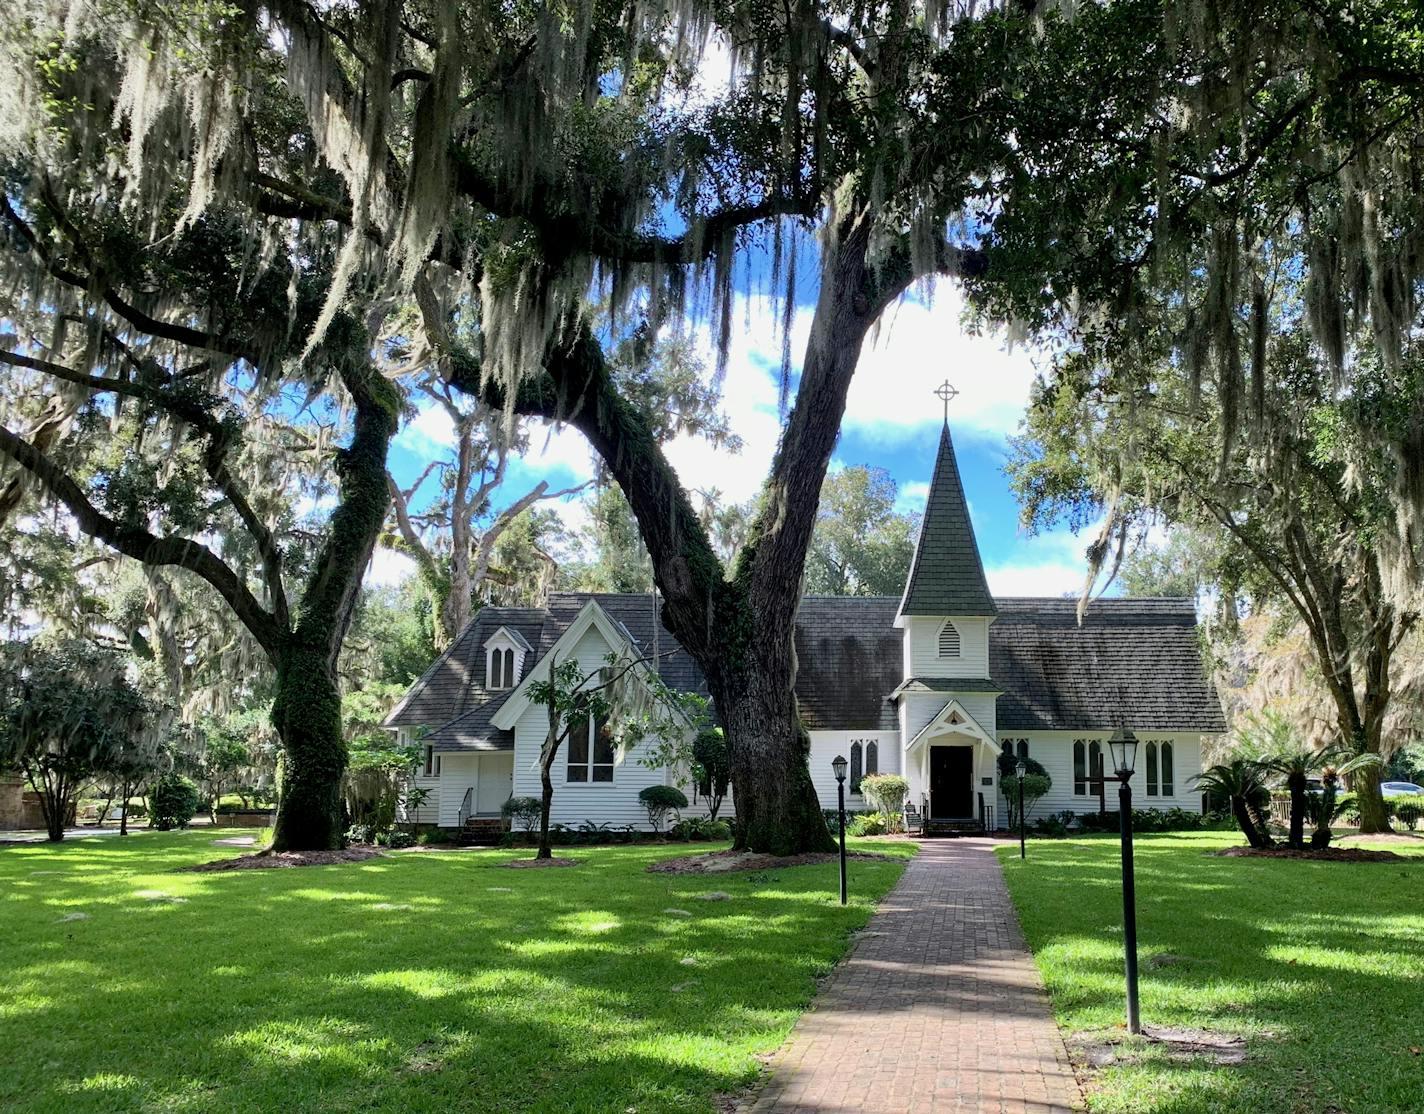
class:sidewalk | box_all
[740,838,1081,1113]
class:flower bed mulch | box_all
[503,856,580,868]
[648,849,895,875]
[1212,845,1409,863]
[181,848,386,872]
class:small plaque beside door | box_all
[981,777,994,786]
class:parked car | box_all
[1381,781,1424,798]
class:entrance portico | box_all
[906,699,1001,827]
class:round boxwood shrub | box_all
[638,785,688,832]
[501,795,543,832]
[149,774,200,831]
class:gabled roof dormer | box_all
[896,421,996,626]
[484,625,532,691]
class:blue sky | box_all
[379,279,1099,598]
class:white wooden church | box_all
[385,420,1225,836]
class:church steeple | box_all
[897,418,996,621]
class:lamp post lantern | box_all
[1109,726,1142,1035]
[832,755,848,905]
[1015,757,1028,859]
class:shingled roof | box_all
[897,423,996,620]
[386,592,1225,747]
[990,598,1227,732]
[794,597,903,731]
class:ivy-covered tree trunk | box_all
[270,646,348,851]
[717,677,832,855]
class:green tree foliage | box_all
[148,773,201,831]
[0,640,155,840]
[804,467,917,597]
[570,486,653,594]
[692,729,731,821]
[638,785,688,833]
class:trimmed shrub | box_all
[416,827,453,846]
[638,785,688,832]
[148,774,200,831]
[860,774,909,830]
[501,796,543,833]
[383,830,416,849]
[1395,801,1422,831]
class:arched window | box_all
[1073,741,1086,795]
[1145,742,1159,796]
[1088,740,1103,783]
[866,741,878,777]
[850,741,864,795]
[938,620,961,658]
[1017,739,1030,761]
[1161,742,1175,796]
[1001,740,1013,759]
[503,648,515,687]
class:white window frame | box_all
[565,715,616,785]
[423,745,441,778]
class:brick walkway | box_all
[740,838,1081,1113]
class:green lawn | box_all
[1,832,912,1113]
[999,831,1424,1114]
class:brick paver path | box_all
[741,838,1081,1113]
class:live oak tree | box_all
[0,19,403,848]
[1010,321,1417,834]
[0,640,155,842]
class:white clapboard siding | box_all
[508,625,708,829]
[807,731,902,812]
[903,616,991,678]
[995,733,1207,824]
[902,691,997,740]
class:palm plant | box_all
[1305,752,1384,848]
[1193,760,1276,848]
[1256,749,1314,849]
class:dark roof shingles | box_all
[389,592,1225,745]
[898,424,997,618]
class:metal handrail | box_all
[457,787,474,828]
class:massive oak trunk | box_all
[271,645,347,850]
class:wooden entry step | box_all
[457,818,505,845]
[923,818,986,837]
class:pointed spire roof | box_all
[897,422,996,620]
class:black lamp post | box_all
[1108,725,1141,1035]
[1015,757,1028,859]
[831,754,848,905]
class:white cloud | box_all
[982,523,1107,599]
[393,402,457,457]
[895,481,930,513]
[523,420,597,483]
[845,282,1044,442]
[366,546,417,589]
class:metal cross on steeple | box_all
[934,379,959,424]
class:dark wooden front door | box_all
[930,746,974,819]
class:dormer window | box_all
[488,646,515,689]
[484,626,530,691]
[938,619,961,658]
